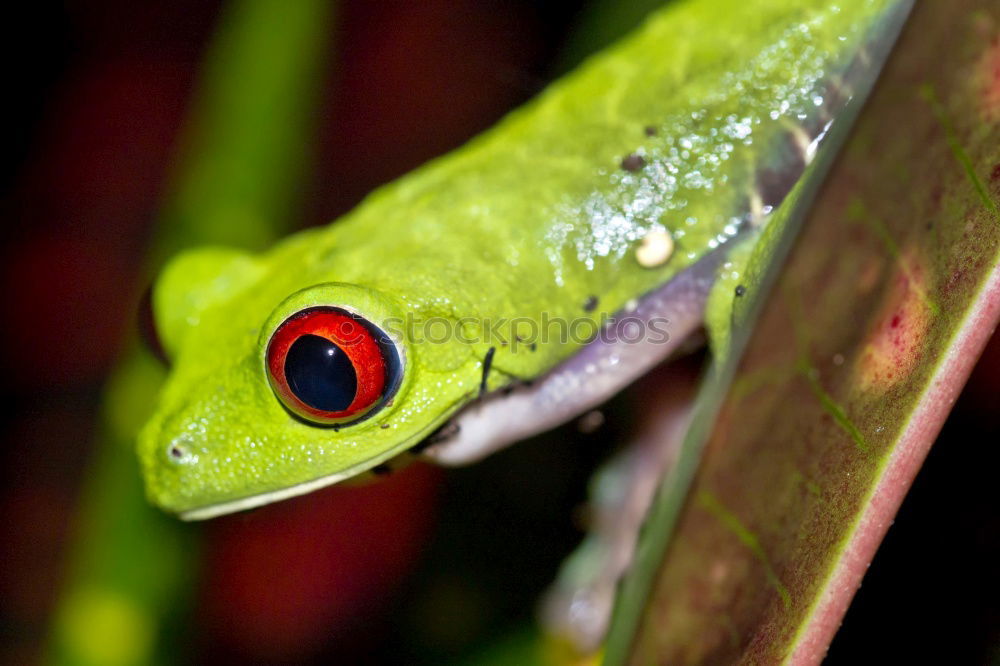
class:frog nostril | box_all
[166,438,197,464]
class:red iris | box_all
[267,308,387,425]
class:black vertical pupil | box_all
[284,334,358,412]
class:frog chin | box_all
[175,421,445,521]
[419,245,728,466]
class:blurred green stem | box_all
[47,1,334,664]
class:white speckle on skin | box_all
[635,230,674,268]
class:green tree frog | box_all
[139,0,909,524]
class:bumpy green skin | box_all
[140,0,892,516]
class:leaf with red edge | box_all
[607,1,1000,663]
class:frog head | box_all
[138,245,480,519]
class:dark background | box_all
[1,1,997,663]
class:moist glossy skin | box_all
[139,0,897,518]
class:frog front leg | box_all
[539,357,701,653]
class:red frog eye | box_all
[266,307,400,425]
